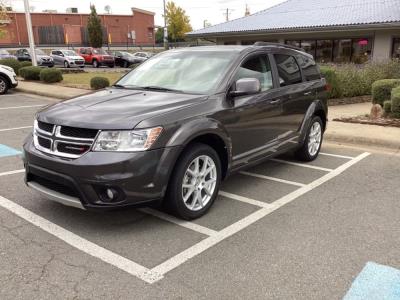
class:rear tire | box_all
[0,76,9,95]
[295,116,323,161]
[165,143,221,220]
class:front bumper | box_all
[23,134,181,210]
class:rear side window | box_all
[234,55,273,92]
[296,54,321,81]
[274,54,302,86]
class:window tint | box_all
[234,55,273,92]
[274,54,302,86]
[295,55,320,81]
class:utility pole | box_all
[163,0,168,49]
[23,0,37,66]
[222,8,234,22]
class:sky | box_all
[10,0,286,30]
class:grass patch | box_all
[60,72,124,89]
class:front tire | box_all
[295,116,323,161]
[93,60,99,68]
[0,76,9,95]
[165,143,221,220]
[64,61,70,68]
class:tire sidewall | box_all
[0,76,9,95]
[167,144,222,220]
[305,116,323,160]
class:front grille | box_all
[34,122,97,159]
[60,126,98,139]
[37,136,51,149]
[38,121,54,133]
[75,60,84,65]
[30,174,79,198]
[56,142,91,155]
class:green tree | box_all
[155,27,164,44]
[165,1,192,42]
[87,5,103,48]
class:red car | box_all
[77,47,115,68]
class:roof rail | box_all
[253,41,303,51]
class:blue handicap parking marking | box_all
[344,262,400,300]
[0,144,21,158]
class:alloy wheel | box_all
[308,121,322,156]
[182,155,217,211]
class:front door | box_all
[222,53,287,168]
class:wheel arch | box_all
[299,100,327,145]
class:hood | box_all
[0,54,17,60]
[37,88,206,130]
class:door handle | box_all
[270,99,281,104]
[303,91,313,96]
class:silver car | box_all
[50,49,85,68]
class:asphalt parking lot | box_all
[1,92,400,299]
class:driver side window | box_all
[234,55,273,92]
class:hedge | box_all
[383,100,392,114]
[19,66,42,80]
[90,76,110,90]
[0,59,20,73]
[320,60,400,100]
[391,86,400,114]
[40,68,63,83]
[371,79,400,106]
[19,61,32,70]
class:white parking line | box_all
[319,152,355,160]
[270,158,333,172]
[219,191,273,208]
[0,105,45,110]
[0,126,32,132]
[240,171,306,187]
[140,208,218,236]
[151,152,370,279]
[0,195,163,284]
[0,169,25,177]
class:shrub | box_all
[320,66,341,99]
[0,58,21,73]
[19,66,42,80]
[19,61,32,69]
[383,100,392,114]
[391,86,400,114]
[40,68,63,83]
[90,76,110,90]
[371,79,400,106]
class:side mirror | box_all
[230,78,261,97]
[60,53,64,57]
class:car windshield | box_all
[63,50,77,56]
[116,50,238,94]
[93,49,107,54]
[35,49,46,55]
[120,52,132,57]
[0,49,9,55]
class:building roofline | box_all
[7,10,155,17]
[131,7,155,16]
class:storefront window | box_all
[333,39,352,63]
[352,38,372,63]
[300,40,316,57]
[315,40,333,63]
[393,38,400,59]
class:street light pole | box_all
[23,0,37,66]
[163,0,168,49]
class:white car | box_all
[0,64,18,95]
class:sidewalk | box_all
[15,81,89,100]
[325,102,400,151]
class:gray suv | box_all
[23,43,328,220]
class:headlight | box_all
[93,127,163,152]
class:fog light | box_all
[106,188,118,200]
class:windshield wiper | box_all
[112,84,144,90]
[141,86,183,93]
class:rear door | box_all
[271,52,316,140]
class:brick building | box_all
[1,7,155,47]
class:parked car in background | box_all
[50,49,85,68]
[23,43,328,219]
[77,48,115,68]
[0,49,17,60]
[0,64,18,94]
[15,49,54,67]
[109,51,139,68]
[131,52,155,63]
